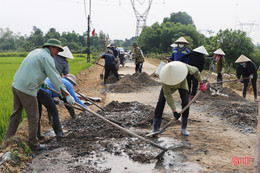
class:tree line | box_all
[0,11,259,67]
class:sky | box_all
[0,0,260,44]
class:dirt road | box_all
[21,59,258,172]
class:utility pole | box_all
[86,0,91,63]
[130,0,153,37]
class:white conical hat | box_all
[193,45,209,55]
[159,61,188,85]
[213,48,225,55]
[235,54,251,63]
[170,43,177,48]
[175,37,189,44]
[58,46,74,59]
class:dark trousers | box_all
[154,87,190,128]
[135,62,143,73]
[104,64,119,83]
[187,74,199,96]
[60,97,76,118]
[37,90,60,126]
[243,77,258,99]
[217,73,223,86]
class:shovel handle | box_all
[77,92,106,112]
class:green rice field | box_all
[0,54,93,142]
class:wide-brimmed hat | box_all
[159,61,188,85]
[42,39,63,52]
[58,46,74,59]
[107,43,115,48]
[132,42,138,46]
[193,45,209,55]
[213,48,225,55]
[107,49,114,54]
[65,74,77,85]
[235,54,251,63]
[175,37,189,44]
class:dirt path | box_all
[20,58,258,172]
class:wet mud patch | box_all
[107,72,160,93]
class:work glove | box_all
[199,83,207,92]
[249,74,253,79]
[173,111,181,120]
[41,82,48,89]
[65,95,75,105]
[54,99,64,106]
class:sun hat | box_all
[175,37,189,44]
[213,48,225,56]
[159,61,188,85]
[193,45,209,55]
[65,74,77,85]
[42,39,64,52]
[235,54,251,63]
[58,46,74,59]
[107,49,114,54]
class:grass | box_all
[0,54,94,143]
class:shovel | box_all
[77,92,106,112]
[100,67,104,80]
[47,87,168,159]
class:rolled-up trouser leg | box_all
[178,89,189,129]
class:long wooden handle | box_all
[77,92,106,112]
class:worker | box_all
[54,46,74,77]
[37,74,89,139]
[107,43,118,58]
[213,48,226,86]
[50,46,75,123]
[235,54,258,102]
[132,42,145,74]
[4,39,75,152]
[166,36,190,63]
[181,45,208,100]
[96,49,120,85]
[147,61,206,136]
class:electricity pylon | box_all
[130,0,153,37]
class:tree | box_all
[163,12,194,26]
[29,26,44,48]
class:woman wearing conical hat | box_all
[235,54,258,102]
[181,45,208,101]
[213,48,226,86]
[165,36,190,63]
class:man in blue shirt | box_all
[96,49,120,85]
[37,74,89,139]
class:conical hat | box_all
[213,48,225,55]
[58,46,74,59]
[235,54,251,63]
[175,37,189,44]
[159,61,188,85]
[193,45,209,55]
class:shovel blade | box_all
[155,150,167,160]
[100,74,104,79]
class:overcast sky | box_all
[1,0,260,44]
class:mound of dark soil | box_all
[197,85,258,128]
[107,72,160,93]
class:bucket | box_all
[155,62,166,75]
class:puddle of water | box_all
[79,137,202,173]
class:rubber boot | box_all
[37,123,45,140]
[53,122,64,139]
[146,118,162,134]
[67,107,76,119]
[181,118,189,136]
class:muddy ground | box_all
[1,58,259,172]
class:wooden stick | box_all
[77,92,106,112]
